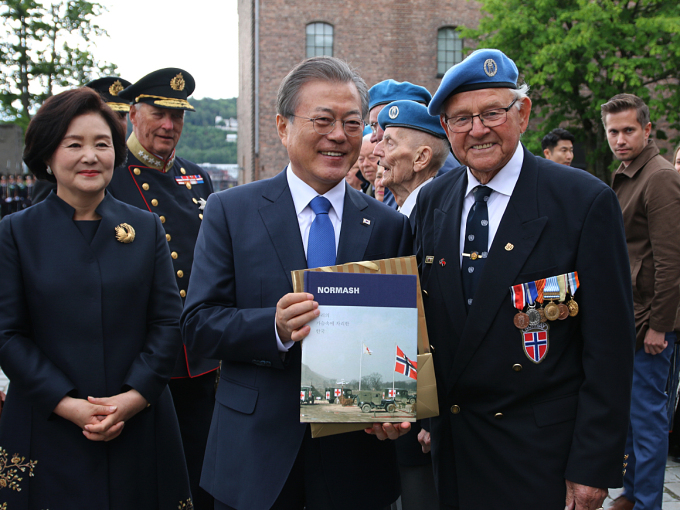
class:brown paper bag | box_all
[292,256,440,438]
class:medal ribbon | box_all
[524,282,538,306]
[544,276,559,301]
[510,284,526,310]
[567,271,580,295]
[535,279,546,304]
[557,274,567,302]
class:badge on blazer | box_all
[115,223,135,244]
[522,322,549,364]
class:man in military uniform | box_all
[111,68,217,510]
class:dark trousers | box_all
[214,426,394,510]
[169,372,217,510]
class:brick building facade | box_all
[237,0,481,183]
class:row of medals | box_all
[513,295,579,329]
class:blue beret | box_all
[368,80,432,111]
[378,100,447,139]
[429,49,518,116]
[363,125,372,137]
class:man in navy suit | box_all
[374,49,636,510]
[181,56,412,510]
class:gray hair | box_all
[277,56,369,119]
[512,83,530,110]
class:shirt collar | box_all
[400,177,434,217]
[286,163,346,219]
[465,142,524,198]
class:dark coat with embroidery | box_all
[0,192,191,510]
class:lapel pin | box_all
[115,223,135,244]
[362,218,371,226]
[439,258,446,267]
[425,256,434,264]
[505,243,514,251]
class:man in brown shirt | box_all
[606,93,680,510]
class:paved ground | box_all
[604,457,680,509]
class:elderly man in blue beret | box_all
[369,49,635,510]
[374,100,450,220]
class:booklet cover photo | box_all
[300,271,419,424]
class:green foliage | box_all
[0,0,116,125]
[176,97,238,164]
[460,0,680,181]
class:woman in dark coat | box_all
[0,88,193,509]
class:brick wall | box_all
[240,0,481,181]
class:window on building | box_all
[306,22,333,58]
[437,27,463,77]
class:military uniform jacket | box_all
[414,146,636,509]
[0,192,191,509]
[181,169,413,510]
[107,133,219,377]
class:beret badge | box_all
[388,105,400,119]
[170,73,186,91]
[108,80,124,96]
[483,59,498,77]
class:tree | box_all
[361,372,384,391]
[460,0,680,181]
[0,0,117,127]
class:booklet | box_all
[300,271,418,423]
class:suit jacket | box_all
[107,137,219,378]
[0,192,190,509]
[612,139,680,347]
[181,169,413,510]
[414,146,635,509]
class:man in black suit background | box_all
[181,56,411,510]
[374,48,635,510]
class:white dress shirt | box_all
[276,164,346,351]
[459,144,524,266]
[399,177,434,218]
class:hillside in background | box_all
[176,97,237,164]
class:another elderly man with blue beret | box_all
[374,100,450,220]
[370,49,635,510]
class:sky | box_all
[92,0,239,100]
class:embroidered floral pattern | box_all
[178,499,194,510]
[0,447,37,492]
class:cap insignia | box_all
[483,59,498,77]
[388,105,399,119]
[170,73,186,91]
[109,80,124,96]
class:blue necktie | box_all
[307,196,336,268]
[462,185,492,311]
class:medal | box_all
[556,274,569,320]
[539,307,548,323]
[566,271,580,317]
[510,283,530,329]
[543,276,561,321]
[524,282,541,326]
[534,278,547,323]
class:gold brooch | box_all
[170,73,185,91]
[115,223,136,243]
[109,80,124,96]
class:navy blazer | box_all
[181,169,413,510]
[414,147,635,508]
[0,192,191,509]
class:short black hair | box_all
[23,87,127,183]
[541,128,575,152]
